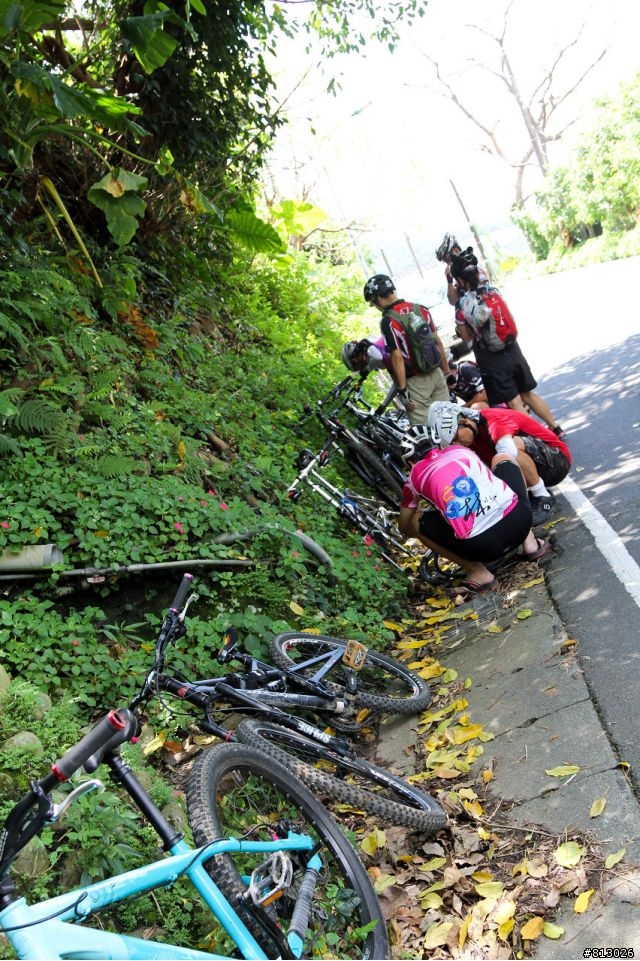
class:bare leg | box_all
[519,390,559,430]
[412,531,495,586]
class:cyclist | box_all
[450,247,567,438]
[341,336,390,376]
[426,401,571,527]
[436,233,489,306]
[446,356,488,408]
[398,427,549,601]
[363,273,451,426]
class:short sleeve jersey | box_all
[471,408,571,465]
[380,300,436,378]
[401,445,518,539]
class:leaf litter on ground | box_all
[338,558,634,959]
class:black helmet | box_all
[435,233,459,262]
[363,274,395,303]
[449,247,478,282]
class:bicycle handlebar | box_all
[169,573,194,612]
[50,708,138,782]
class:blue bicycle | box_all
[0,580,388,959]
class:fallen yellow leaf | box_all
[383,620,404,632]
[360,828,386,856]
[604,848,625,869]
[516,608,533,619]
[289,601,305,616]
[574,888,594,913]
[423,921,453,950]
[542,921,565,939]
[545,764,580,777]
[520,916,544,940]
[589,796,607,818]
[554,841,584,867]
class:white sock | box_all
[530,480,550,497]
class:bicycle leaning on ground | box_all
[302,374,404,506]
[132,574,447,834]
[0,579,390,960]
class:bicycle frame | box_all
[287,448,408,567]
[1,834,317,961]
[0,735,322,961]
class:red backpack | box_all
[465,287,518,352]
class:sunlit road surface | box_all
[504,256,640,792]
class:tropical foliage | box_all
[512,70,640,261]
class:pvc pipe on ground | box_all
[0,544,64,572]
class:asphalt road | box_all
[502,256,640,796]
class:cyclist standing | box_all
[450,247,567,438]
[363,274,451,426]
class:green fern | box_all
[11,398,65,435]
[41,423,78,458]
[94,454,143,478]
[0,310,29,351]
[0,433,23,457]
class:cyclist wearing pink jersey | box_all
[398,430,548,600]
[427,401,571,526]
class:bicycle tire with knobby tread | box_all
[343,438,404,506]
[269,632,431,715]
[235,719,447,834]
[186,742,389,960]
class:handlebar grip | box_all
[169,573,194,612]
[52,709,136,781]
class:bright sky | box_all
[265,0,639,297]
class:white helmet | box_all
[401,425,434,463]
[427,401,464,448]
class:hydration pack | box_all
[458,287,518,352]
[387,303,442,373]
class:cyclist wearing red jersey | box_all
[398,429,547,600]
[427,401,571,526]
[450,247,566,439]
[363,274,451,426]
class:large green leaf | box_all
[14,63,145,131]
[88,170,148,246]
[0,0,66,37]
[121,12,180,74]
[225,209,286,255]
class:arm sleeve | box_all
[495,435,518,458]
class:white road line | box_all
[558,475,640,607]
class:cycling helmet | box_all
[449,246,478,282]
[435,233,459,262]
[341,340,363,371]
[401,425,434,463]
[363,274,395,303]
[427,401,464,448]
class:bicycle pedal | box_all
[244,852,293,907]
[342,639,368,671]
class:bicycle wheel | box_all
[187,743,389,960]
[269,632,431,715]
[235,719,447,834]
[343,438,403,507]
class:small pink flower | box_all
[364,534,373,546]
[292,550,300,558]
[219,502,229,511]
[0,522,8,529]
[352,551,359,557]
[72,639,79,647]
[201,499,207,506]
[366,550,372,557]
[208,488,217,495]
[174,522,184,534]
[374,565,380,571]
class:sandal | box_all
[449,577,497,600]
[521,537,551,561]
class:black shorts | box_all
[522,436,570,487]
[475,342,536,405]
[418,461,532,562]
